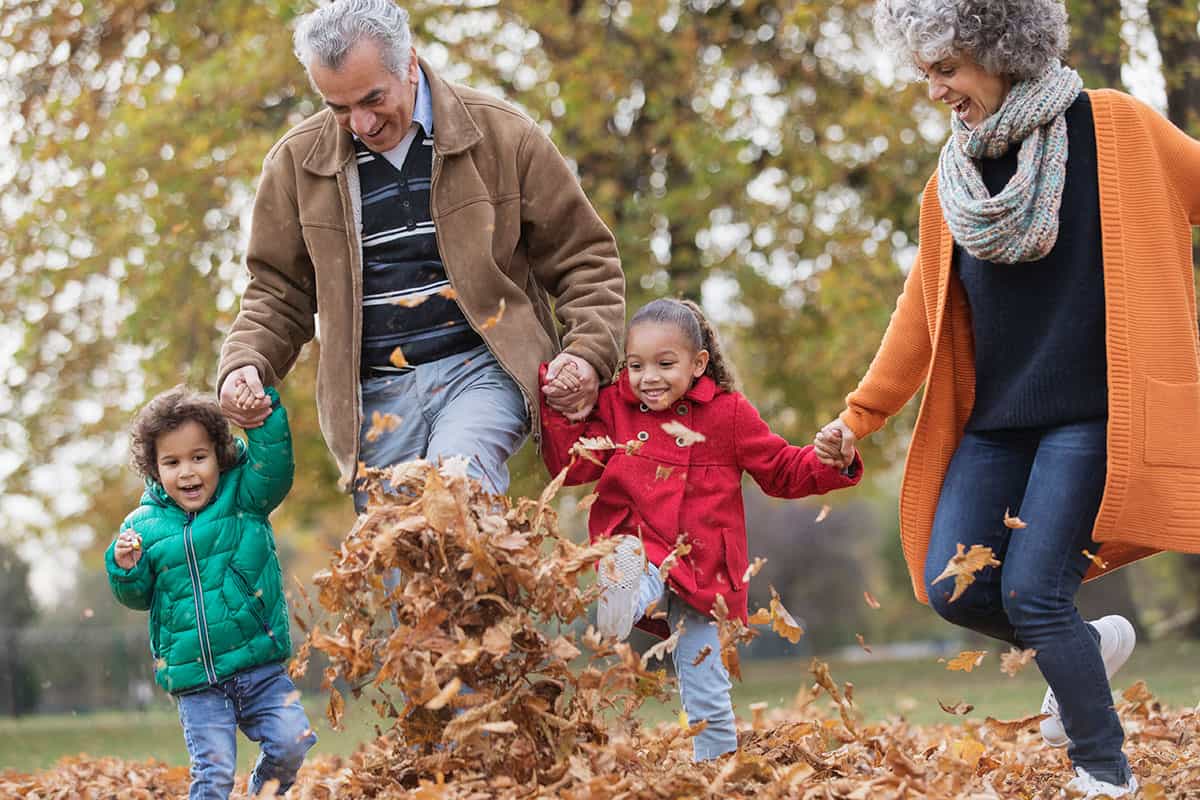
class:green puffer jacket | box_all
[105,389,294,695]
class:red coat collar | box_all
[616,369,720,406]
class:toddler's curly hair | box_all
[129,385,240,482]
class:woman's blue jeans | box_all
[923,418,1130,783]
[176,663,317,799]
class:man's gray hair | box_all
[293,0,413,76]
[873,0,1069,81]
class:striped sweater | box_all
[841,89,1200,603]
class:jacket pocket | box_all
[149,592,162,658]
[1144,377,1200,467]
[721,527,748,591]
[230,567,272,635]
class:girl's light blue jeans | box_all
[635,563,738,761]
[176,662,316,799]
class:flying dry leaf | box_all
[855,634,872,654]
[747,608,771,625]
[480,298,506,330]
[984,713,1049,739]
[938,699,974,715]
[931,543,1002,603]
[1002,507,1027,529]
[1082,548,1109,570]
[742,556,767,584]
[863,591,881,609]
[941,650,988,672]
[326,686,345,731]
[364,410,402,443]
[660,420,706,446]
[424,677,463,711]
[999,647,1037,677]
[768,586,804,644]
[655,465,674,481]
[576,492,599,511]
[390,293,431,308]
[437,286,457,300]
[692,645,712,666]
[814,504,831,523]
[389,346,409,369]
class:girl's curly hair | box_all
[628,298,739,393]
[874,0,1070,81]
[129,385,240,482]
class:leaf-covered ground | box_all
[5,460,1196,798]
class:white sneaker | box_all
[596,535,645,641]
[1062,766,1138,798]
[1041,615,1137,747]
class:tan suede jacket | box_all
[219,59,625,491]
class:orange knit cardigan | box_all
[841,90,1200,603]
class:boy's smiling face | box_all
[155,421,220,512]
[624,322,709,411]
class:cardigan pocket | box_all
[1144,377,1200,467]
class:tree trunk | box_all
[1067,0,1126,89]
[1148,0,1200,638]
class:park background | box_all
[1,0,1199,772]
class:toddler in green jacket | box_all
[105,384,315,798]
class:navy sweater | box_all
[956,92,1108,431]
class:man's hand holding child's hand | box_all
[114,530,143,570]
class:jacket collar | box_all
[616,369,720,406]
[302,57,482,177]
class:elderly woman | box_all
[815,1,1200,796]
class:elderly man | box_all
[218,0,624,502]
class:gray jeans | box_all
[354,344,529,511]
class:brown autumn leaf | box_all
[747,608,771,625]
[863,590,881,609]
[1000,647,1037,677]
[742,556,767,584]
[931,543,1002,603]
[1002,507,1027,529]
[479,298,506,330]
[941,650,988,672]
[1082,548,1109,570]
[814,504,831,523]
[326,685,345,731]
[768,585,804,644]
[692,645,712,666]
[576,492,599,511]
[660,420,706,446]
[855,633,872,654]
[388,346,409,369]
[390,293,432,308]
[437,286,457,300]
[655,464,674,481]
[938,699,974,716]
[984,713,1050,739]
[364,410,402,443]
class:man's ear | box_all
[692,349,710,378]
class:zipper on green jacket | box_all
[182,512,218,684]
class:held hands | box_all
[219,365,272,429]
[814,418,858,470]
[114,529,143,570]
[542,352,599,422]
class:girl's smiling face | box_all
[625,322,709,411]
[155,420,220,512]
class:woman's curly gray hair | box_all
[873,0,1069,80]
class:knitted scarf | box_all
[937,62,1084,264]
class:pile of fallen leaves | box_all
[5,461,1200,798]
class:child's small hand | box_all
[234,376,271,411]
[114,530,143,570]
[543,360,581,394]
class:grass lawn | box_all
[3,638,1198,773]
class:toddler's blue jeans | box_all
[923,419,1130,784]
[635,563,738,761]
[176,662,316,799]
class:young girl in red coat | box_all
[540,298,862,761]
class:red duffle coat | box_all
[540,367,863,636]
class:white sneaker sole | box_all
[596,536,645,641]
